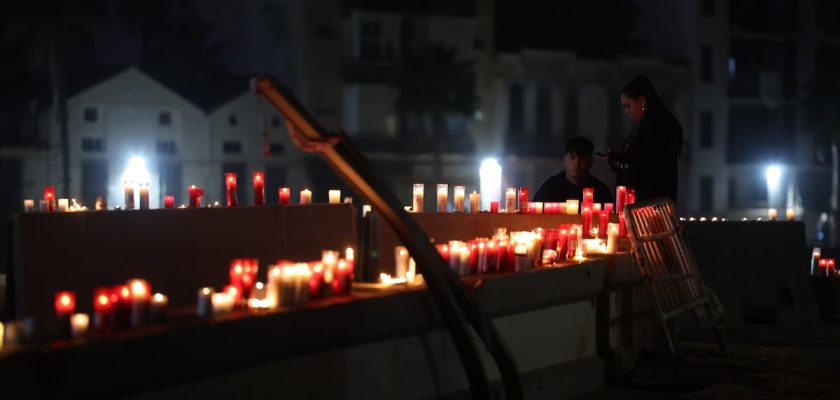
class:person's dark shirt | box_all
[532,172,614,204]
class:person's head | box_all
[563,137,594,184]
[621,74,663,125]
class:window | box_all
[728,104,795,163]
[223,141,243,154]
[159,111,171,126]
[701,0,714,16]
[228,115,238,126]
[82,159,108,207]
[700,45,713,82]
[271,116,281,127]
[156,140,177,155]
[269,142,284,156]
[729,39,796,98]
[360,21,382,60]
[730,0,796,33]
[508,83,524,135]
[700,111,714,148]
[83,108,98,122]
[158,160,182,203]
[700,176,714,212]
[536,86,552,136]
[81,137,105,153]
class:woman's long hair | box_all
[622,74,684,160]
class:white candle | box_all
[71,313,89,337]
[23,199,34,212]
[566,199,580,215]
[607,223,619,254]
[505,188,516,213]
[57,198,69,212]
[266,266,282,309]
[412,183,424,212]
[768,208,778,221]
[593,203,602,211]
[532,202,544,214]
[469,191,480,213]
[124,181,135,209]
[786,208,795,221]
[150,293,168,322]
[328,190,341,204]
[0,321,3,350]
[437,184,448,212]
[363,205,372,217]
[211,292,234,315]
[139,184,150,209]
[197,287,214,317]
[453,186,465,212]
[395,246,409,279]
[300,189,312,204]
[459,246,470,276]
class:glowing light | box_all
[479,158,502,211]
[122,156,151,184]
[765,165,782,191]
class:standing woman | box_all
[607,74,684,204]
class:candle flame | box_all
[97,295,109,306]
[61,295,71,306]
[201,287,211,295]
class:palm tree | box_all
[396,43,477,182]
[4,0,105,197]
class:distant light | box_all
[479,158,502,211]
[122,156,150,184]
[766,165,782,191]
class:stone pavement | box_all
[579,324,840,399]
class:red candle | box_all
[583,188,594,205]
[112,284,132,330]
[437,244,450,262]
[566,228,578,259]
[556,229,568,260]
[309,263,324,298]
[229,259,244,290]
[518,187,529,213]
[188,185,204,208]
[225,173,238,207]
[819,259,828,276]
[619,212,628,238]
[43,185,56,212]
[490,201,499,213]
[54,291,76,316]
[224,284,241,304]
[581,205,593,238]
[604,203,614,215]
[279,187,291,205]
[164,195,175,209]
[253,172,265,206]
[599,210,610,238]
[828,259,837,277]
[616,186,627,214]
[486,240,499,273]
[334,259,353,295]
[93,287,112,331]
[626,188,636,206]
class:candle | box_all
[412,183,424,212]
[124,181,135,209]
[0,322,3,350]
[583,188,594,205]
[43,185,56,212]
[619,211,628,237]
[616,186,627,214]
[505,188,516,213]
[786,208,795,221]
[128,279,150,327]
[490,201,499,213]
[604,203,614,215]
[279,187,291,205]
[453,186,465,212]
[111,284,132,330]
[811,248,822,276]
[55,291,76,316]
[211,292,235,315]
[300,189,312,204]
[518,187,529,213]
[459,245,471,276]
[828,259,837,277]
[150,293,168,323]
[70,313,89,337]
[197,287,214,317]
[395,246,409,279]
[188,185,204,208]
[469,191,480,213]
[607,223,619,253]
[566,199,580,215]
[57,198,69,212]
[437,184,448,212]
[599,210,610,238]
[225,173,238,207]
[40,199,49,212]
[593,203,601,211]
[159,195,172,209]
[253,172,265,206]
[582,205,593,238]
[626,188,636,205]
[93,287,112,331]
[768,208,778,221]
[529,202,543,214]
[23,199,34,212]
[138,184,150,209]
[329,190,341,204]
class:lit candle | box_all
[459,245,471,276]
[593,203,601,211]
[253,172,265,206]
[225,173,238,207]
[607,223,619,254]
[828,259,837,277]
[581,205,593,238]
[786,208,795,221]
[23,199,34,212]
[55,291,76,316]
[616,186,627,214]
[124,181,135,210]
[138,184,150,210]
[505,188,516,213]
[197,287,214,317]
[437,184,448,212]
[413,183,424,212]
[453,186,465,212]
[0,322,3,350]
[188,185,204,208]
[604,203,614,215]
[582,188,594,205]
[811,248,822,276]
[490,201,499,213]
[518,187,529,213]
[469,191,480,213]
[598,210,609,238]
[43,185,56,212]
[40,199,49,212]
[329,189,341,204]
[566,199,579,215]
[529,202,544,214]
[93,287,112,331]
[128,279,150,327]
[626,188,636,205]
[149,293,168,323]
[300,189,312,204]
[279,187,291,205]
[70,313,89,337]
[57,198,69,212]
[211,292,234,315]
[111,284,132,330]
[164,195,175,209]
[768,208,778,221]
[395,246,409,279]
[363,205,372,217]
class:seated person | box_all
[533,136,614,204]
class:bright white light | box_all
[122,156,150,184]
[765,165,782,191]
[479,158,502,211]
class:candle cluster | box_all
[22,186,90,213]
